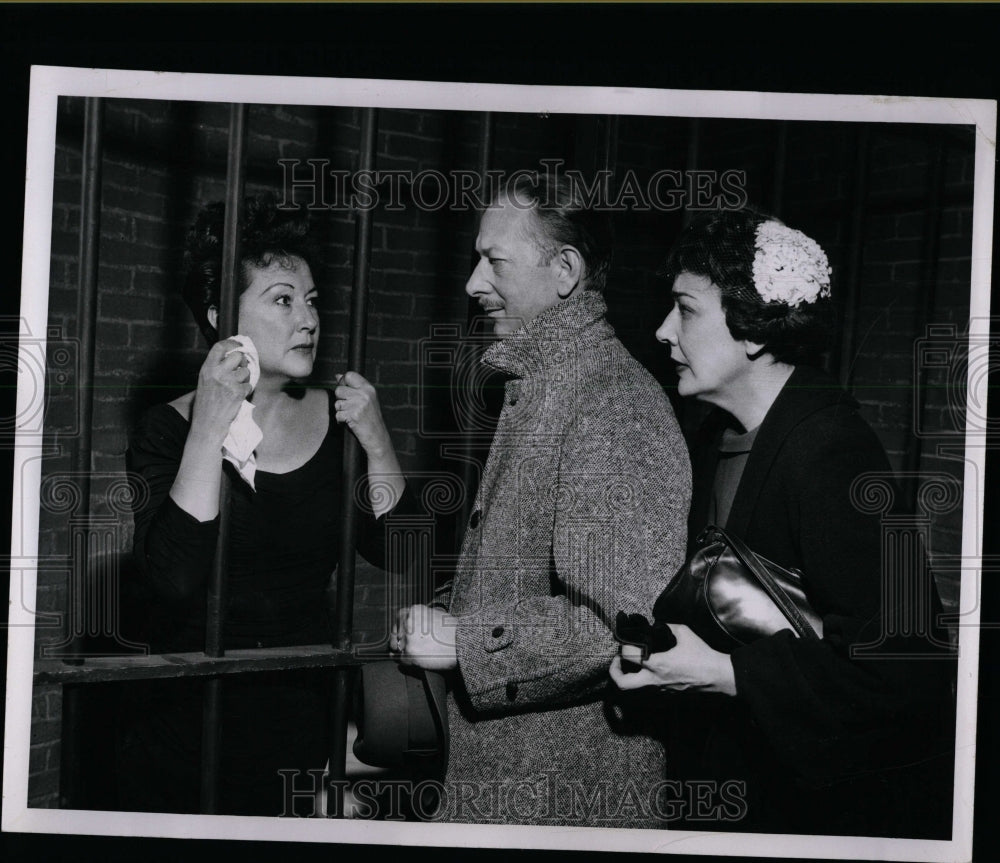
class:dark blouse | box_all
[707,424,759,528]
[117,390,401,815]
[127,392,387,652]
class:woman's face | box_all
[235,255,319,381]
[656,271,753,406]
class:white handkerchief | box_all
[222,335,263,490]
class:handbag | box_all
[652,525,823,653]
[352,661,449,779]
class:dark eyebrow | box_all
[261,281,317,294]
[671,289,697,302]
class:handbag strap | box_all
[708,526,821,641]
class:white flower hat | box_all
[751,219,832,308]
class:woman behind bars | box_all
[611,209,955,837]
[117,195,405,815]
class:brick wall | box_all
[30,100,977,807]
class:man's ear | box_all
[555,244,584,299]
[207,306,218,331]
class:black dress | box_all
[116,391,390,815]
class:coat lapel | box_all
[723,366,855,538]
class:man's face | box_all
[465,197,563,337]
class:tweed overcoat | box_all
[437,291,691,827]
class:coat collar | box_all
[480,290,611,378]
[692,365,858,541]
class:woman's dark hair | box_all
[182,194,316,343]
[663,208,834,366]
[502,171,614,293]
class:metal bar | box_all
[199,680,223,812]
[836,126,871,389]
[333,106,378,652]
[68,96,105,660]
[457,111,495,546]
[601,114,620,200]
[328,107,379,813]
[59,96,105,810]
[35,645,359,685]
[200,103,248,816]
[779,187,972,220]
[206,103,248,658]
[682,119,701,229]
[904,142,948,507]
[327,666,353,817]
[771,121,788,218]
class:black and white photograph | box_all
[0,5,998,863]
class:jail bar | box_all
[58,96,104,810]
[904,140,948,507]
[837,126,871,390]
[328,107,379,810]
[682,119,701,229]
[601,114,619,198]
[200,103,248,815]
[771,121,788,218]
[457,111,495,540]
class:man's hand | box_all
[391,604,458,671]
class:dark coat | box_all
[670,365,956,837]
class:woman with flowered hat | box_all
[610,209,955,837]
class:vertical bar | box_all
[328,107,379,814]
[836,126,871,389]
[60,95,104,809]
[601,114,620,201]
[457,112,495,544]
[682,118,701,229]
[333,106,378,651]
[904,141,948,507]
[205,103,248,658]
[771,121,788,218]
[200,103,248,815]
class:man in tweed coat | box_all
[395,172,691,827]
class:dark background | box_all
[1,3,998,862]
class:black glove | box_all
[614,611,677,673]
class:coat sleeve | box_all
[453,386,692,714]
[729,418,955,786]
[126,406,220,604]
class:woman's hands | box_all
[335,371,405,517]
[333,372,393,459]
[170,339,254,522]
[189,338,254,443]
[609,623,737,696]
[391,604,458,671]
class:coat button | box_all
[492,626,504,638]
[508,395,518,406]
[469,509,481,529]
[505,682,518,702]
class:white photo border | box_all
[4,64,996,861]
